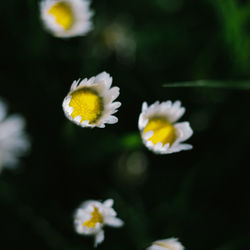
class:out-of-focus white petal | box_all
[103,199,114,207]
[0,100,30,172]
[0,100,7,121]
[104,217,124,227]
[94,230,104,247]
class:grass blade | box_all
[163,80,250,89]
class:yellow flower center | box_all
[48,2,73,30]
[69,88,103,124]
[143,118,176,146]
[83,207,103,228]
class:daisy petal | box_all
[94,230,104,247]
[105,217,124,227]
[174,122,193,142]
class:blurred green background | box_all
[1,0,250,249]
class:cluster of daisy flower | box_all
[39,0,193,247]
[62,71,192,248]
[0,0,194,248]
[62,71,193,154]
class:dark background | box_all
[0,0,250,249]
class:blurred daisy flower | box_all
[138,101,193,154]
[0,100,30,173]
[40,0,93,38]
[147,238,184,250]
[62,72,121,128]
[74,199,124,247]
[102,21,136,63]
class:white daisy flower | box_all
[146,238,185,250]
[74,199,124,247]
[62,72,121,128]
[138,101,193,154]
[0,100,30,173]
[40,0,93,38]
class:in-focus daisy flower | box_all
[147,238,184,250]
[0,100,30,173]
[40,0,93,38]
[138,101,193,154]
[62,72,121,128]
[74,199,124,247]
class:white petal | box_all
[161,100,172,109]
[108,102,121,115]
[105,115,118,124]
[63,96,71,106]
[172,100,181,109]
[162,143,170,151]
[104,199,114,207]
[174,122,193,142]
[87,76,96,85]
[106,87,120,102]
[142,102,148,112]
[98,123,105,128]
[169,103,185,123]
[63,100,73,116]
[82,120,90,126]
[111,101,121,109]
[167,143,193,154]
[70,79,80,90]
[95,72,112,89]
[151,101,160,109]
[78,78,88,87]
[155,142,163,151]
[92,81,106,95]
[143,131,153,140]
[94,230,105,247]
[145,140,154,149]
[105,217,124,227]
[73,116,82,124]
[138,114,148,130]
[0,100,7,121]
[0,115,25,140]
[142,100,185,123]
[0,107,29,170]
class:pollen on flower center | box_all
[143,118,176,146]
[48,2,73,30]
[83,206,103,228]
[69,88,103,124]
